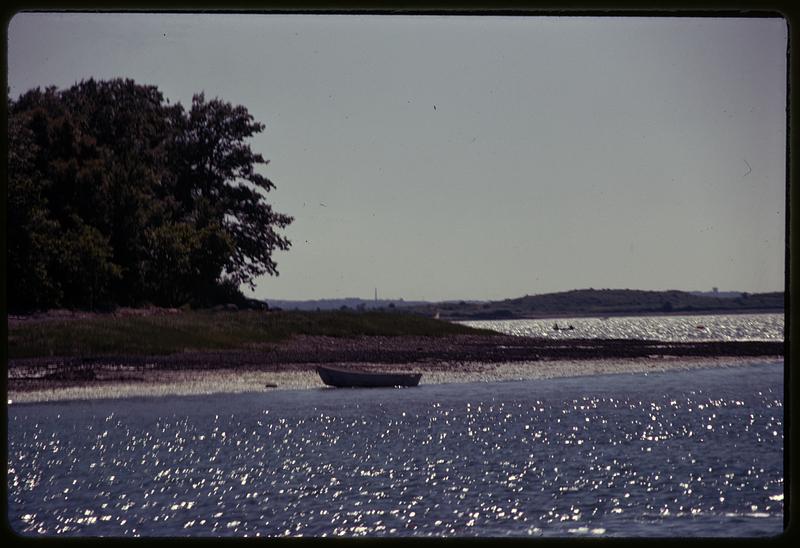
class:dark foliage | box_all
[7,79,292,311]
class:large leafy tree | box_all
[7,93,62,310]
[8,86,123,309]
[7,78,292,311]
[170,93,293,296]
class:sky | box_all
[7,13,787,301]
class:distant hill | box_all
[265,298,430,311]
[401,289,784,320]
[262,289,783,319]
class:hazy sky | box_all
[7,13,787,301]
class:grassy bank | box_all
[7,310,498,359]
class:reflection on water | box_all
[460,313,783,342]
[8,362,783,537]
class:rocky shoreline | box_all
[7,334,783,397]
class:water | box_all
[8,361,783,537]
[460,313,784,342]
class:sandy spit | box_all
[7,356,782,404]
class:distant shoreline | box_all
[401,288,784,321]
[9,288,783,324]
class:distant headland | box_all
[267,288,784,320]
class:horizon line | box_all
[258,287,785,303]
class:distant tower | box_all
[375,287,378,304]
[713,287,719,294]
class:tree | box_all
[7,97,63,309]
[8,80,173,308]
[169,93,293,296]
[7,78,292,311]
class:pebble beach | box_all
[8,344,782,404]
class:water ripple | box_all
[460,313,783,342]
[8,363,783,537]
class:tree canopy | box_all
[7,78,292,311]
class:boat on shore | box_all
[316,365,422,388]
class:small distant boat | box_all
[552,323,575,331]
[316,365,422,388]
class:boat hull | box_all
[316,365,422,388]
